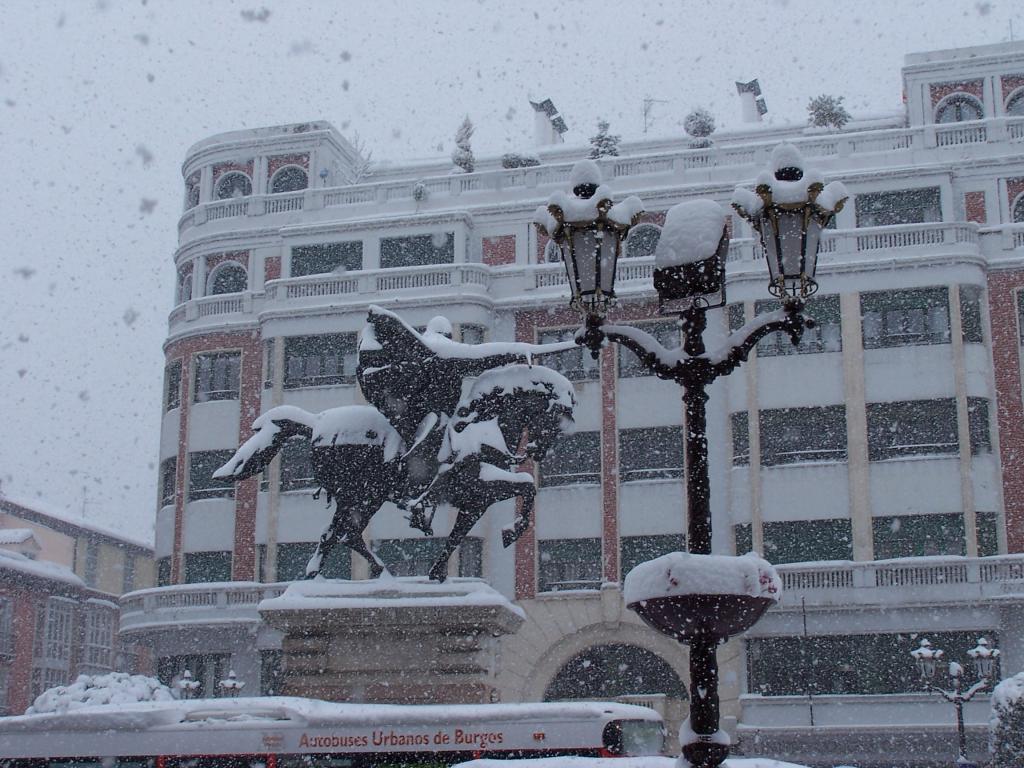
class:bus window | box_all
[277,759,353,768]
[165,760,266,768]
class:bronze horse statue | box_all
[214,306,575,582]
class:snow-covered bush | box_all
[451,116,475,173]
[501,152,540,169]
[806,94,851,130]
[27,672,176,714]
[588,119,621,159]
[683,107,716,147]
[991,671,1024,767]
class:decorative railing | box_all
[263,191,304,214]
[195,294,245,317]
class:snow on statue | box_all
[215,306,577,582]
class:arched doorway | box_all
[543,643,687,702]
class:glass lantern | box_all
[967,637,1000,679]
[911,638,943,680]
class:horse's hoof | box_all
[369,563,385,579]
[427,563,449,583]
[502,529,518,548]
[303,571,320,580]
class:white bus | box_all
[0,697,665,767]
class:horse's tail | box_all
[213,405,315,481]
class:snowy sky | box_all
[0,0,1019,539]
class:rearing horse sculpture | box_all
[214,306,576,582]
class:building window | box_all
[735,520,853,563]
[458,537,483,578]
[260,650,283,696]
[156,557,172,587]
[122,552,136,593]
[283,334,358,388]
[756,295,841,356]
[0,666,9,715]
[84,540,99,587]
[291,241,363,277]
[747,631,997,696]
[935,94,983,123]
[959,284,984,343]
[276,542,350,581]
[0,598,13,657]
[82,608,114,672]
[183,551,232,583]
[1008,90,1024,117]
[618,322,680,377]
[854,187,941,227]
[1014,194,1024,224]
[861,287,950,349]
[164,361,182,411]
[968,397,992,454]
[873,513,973,559]
[977,511,1000,557]
[619,427,684,481]
[193,351,241,402]
[727,302,746,332]
[620,534,685,579]
[760,406,847,466]
[538,328,599,381]
[372,538,448,578]
[866,399,959,461]
[208,262,247,295]
[32,598,74,698]
[215,172,251,199]
[176,269,192,304]
[543,239,561,264]
[731,412,750,466]
[460,324,486,345]
[160,457,177,507]
[187,450,236,500]
[270,165,308,193]
[539,431,601,487]
[380,233,455,269]
[157,653,229,699]
[280,439,316,492]
[538,538,602,592]
[624,223,661,258]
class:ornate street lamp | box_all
[910,637,1001,766]
[535,150,846,768]
[175,669,201,700]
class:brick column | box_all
[233,331,263,581]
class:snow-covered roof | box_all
[0,494,153,551]
[0,527,38,545]
[0,547,84,587]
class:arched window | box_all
[208,262,248,295]
[270,165,308,193]
[543,239,561,264]
[1007,89,1024,117]
[215,172,252,200]
[625,223,662,258]
[544,644,686,701]
[935,94,983,124]
[1013,194,1024,224]
[176,272,192,304]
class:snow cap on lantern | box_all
[653,199,730,310]
[732,142,848,299]
[533,159,644,318]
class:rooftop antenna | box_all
[642,96,669,133]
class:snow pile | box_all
[623,552,781,605]
[455,758,809,768]
[260,575,525,618]
[655,200,728,267]
[0,547,84,587]
[466,364,575,414]
[991,670,1024,766]
[26,673,175,714]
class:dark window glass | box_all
[959,285,984,343]
[1017,290,1024,343]
[210,263,247,295]
[538,328,599,381]
[177,269,192,304]
[187,450,236,500]
[620,534,685,579]
[1014,195,1024,224]
[935,95,983,123]
[460,324,486,345]
[193,351,240,402]
[854,187,941,227]
[977,511,999,558]
[873,514,966,558]
[215,172,251,199]
[731,412,750,466]
[276,542,350,581]
[544,643,686,700]
[280,439,316,491]
[756,295,841,356]
[291,241,363,277]
[968,397,991,455]
[727,302,746,332]
[538,538,601,592]
[763,519,853,563]
[760,406,847,465]
[458,537,483,578]
[624,224,661,258]
[861,287,950,348]
[380,233,455,269]
[270,166,308,193]
[735,524,753,556]
[160,457,177,507]
[372,538,447,577]
[260,650,284,696]
[618,322,680,377]
[748,631,998,696]
[1008,92,1024,118]
[539,431,601,487]
[619,427,684,481]
[866,399,958,460]
[283,333,357,388]
[164,361,182,411]
[122,552,136,593]
[182,551,232,583]
[156,557,172,587]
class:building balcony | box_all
[119,582,286,637]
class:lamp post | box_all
[911,637,1001,766]
[534,145,846,768]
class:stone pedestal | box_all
[259,577,523,704]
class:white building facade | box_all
[121,41,1024,767]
